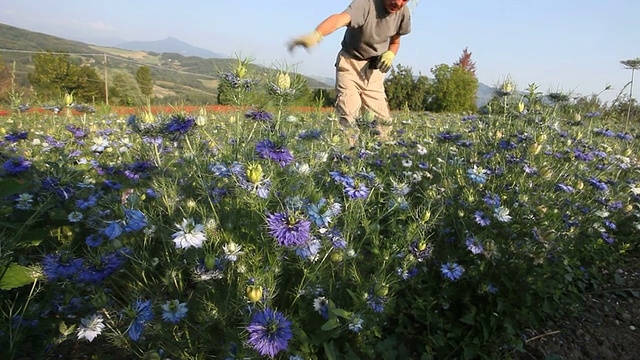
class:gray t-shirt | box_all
[341,0,411,60]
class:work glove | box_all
[376,51,395,73]
[288,31,323,52]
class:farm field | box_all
[1,95,639,359]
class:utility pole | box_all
[103,53,109,105]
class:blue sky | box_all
[1,0,638,102]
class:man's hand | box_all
[288,31,323,52]
[376,51,395,73]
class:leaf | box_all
[323,341,340,360]
[321,318,341,331]
[0,263,38,290]
[460,312,475,325]
[331,308,352,319]
[0,178,30,197]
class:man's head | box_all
[384,0,410,14]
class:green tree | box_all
[427,64,478,113]
[28,52,75,99]
[384,64,430,111]
[109,71,144,106]
[135,66,154,97]
[28,52,103,103]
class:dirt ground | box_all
[518,249,640,360]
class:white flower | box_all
[417,144,428,155]
[295,162,311,175]
[313,296,327,313]
[493,206,512,223]
[223,241,244,262]
[90,137,110,152]
[77,314,105,342]
[172,218,207,249]
[68,211,83,223]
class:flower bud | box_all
[330,251,343,263]
[575,181,584,190]
[374,283,389,297]
[518,101,525,113]
[64,93,74,106]
[204,254,216,270]
[246,163,263,184]
[502,81,513,94]
[236,64,247,79]
[536,134,547,143]
[276,72,291,90]
[623,148,632,157]
[623,204,633,213]
[421,210,431,223]
[528,143,541,155]
[246,286,263,303]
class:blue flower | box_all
[441,262,465,281]
[295,237,321,261]
[3,156,31,175]
[77,248,131,284]
[42,253,83,281]
[246,307,292,358]
[306,198,341,227]
[348,314,364,333]
[104,221,124,240]
[165,115,196,133]
[127,299,154,341]
[161,299,188,324]
[124,209,147,232]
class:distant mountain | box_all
[117,37,227,59]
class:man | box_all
[288,0,412,146]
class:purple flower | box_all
[255,139,294,168]
[4,131,28,142]
[474,211,491,226]
[344,182,369,199]
[246,307,292,358]
[165,115,196,133]
[245,109,273,122]
[65,124,88,138]
[3,156,31,175]
[555,183,575,193]
[266,212,311,246]
[465,236,484,254]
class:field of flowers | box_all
[1,68,639,359]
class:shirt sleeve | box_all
[398,9,411,36]
[344,0,369,28]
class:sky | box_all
[1,0,638,103]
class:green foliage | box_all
[384,64,431,111]
[135,66,154,97]
[109,70,144,106]
[0,55,11,101]
[27,52,104,103]
[427,64,478,113]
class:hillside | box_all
[117,37,227,59]
[0,23,332,104]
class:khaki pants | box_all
[334,50,392,144]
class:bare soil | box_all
[518,249,640,360]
